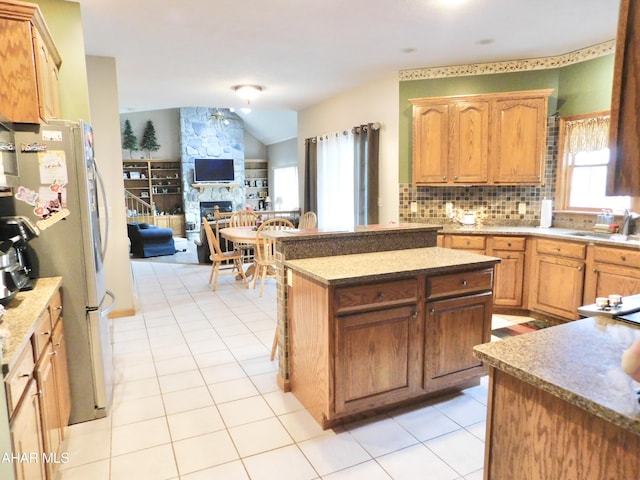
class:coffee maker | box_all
[0,216,39,304]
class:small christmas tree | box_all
[121,119,138,159]
[139,120,161,158]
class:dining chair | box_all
[228,209,259,262]
[202,217,248,291]
[253,217,295,360]
[298,211,317,229]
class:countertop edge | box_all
[1,276,63,374]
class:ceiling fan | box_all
[210,108,241,126]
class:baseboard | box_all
[108,308,136,319]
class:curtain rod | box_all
[305,122,380,143]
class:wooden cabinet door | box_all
[531,254,584,320]
[0,17,39,123]
[425,292,492,391]
[493,250,525,307]
[52,320,71,434]
[412,103,450,184]
[10,380,46,480]
[585,263,640,303]
[33,27,60,122]
[607,0,640,196]
[491,96,547,184]
[334,304,423,415]
[35,342,62,479]
[451,101,489,184]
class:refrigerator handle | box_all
[94,160,111,262]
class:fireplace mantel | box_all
[191,183,240,191]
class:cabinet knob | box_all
[19,373,30,378]
[577,266,582,272]
[462,280,468,286]
[621,255,627,262]
[412,311,419,318]
[454,176,458,180]
[376,292,385,300]
[430,308,436,314]
[593,268,597,273]
[41,331,51,336]
[442,176,447,181]
[507,242,512,247]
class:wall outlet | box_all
[518,202,527,214]
[410,201,418,213]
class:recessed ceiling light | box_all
[475,38,495,46]
[402,47,417,54]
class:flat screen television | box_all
[194,158,235,183]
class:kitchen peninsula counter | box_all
[474,317,640,479]
[0,276,63,372]
[286,247,500,428]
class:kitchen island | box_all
[264,222,443,387]
[285,247,499,428]
[474,317,640,480]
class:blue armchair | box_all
[127,222,176,258]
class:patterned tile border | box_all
[399,41,614,81]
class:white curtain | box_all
[317,131,354,230]
[564,114,610,154]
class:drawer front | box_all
[536,238,586,259]
[334,278,419,314]
[49,289,63,326]
[427,268,494,300]
[593,246,640,269]
[492,236,526,251]
[450,235,486,250]
[5,343,36,417]
[32,310,53,360]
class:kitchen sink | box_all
[567,231,612,239]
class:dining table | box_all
[219,226,260,280]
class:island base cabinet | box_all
[334,305,423,415]
[425,292,492,391]
[485,368,640,480]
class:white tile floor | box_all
[56,260,524,480]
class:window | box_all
[272,166,299,211]
[557,112,631,213]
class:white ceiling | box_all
[72,0,620,145]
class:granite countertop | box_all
[284,246,499,285]
[474,317,640,435]
[263,222,442,241]
[0,276,63,373]
[438,224,640,248]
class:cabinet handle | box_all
[19,373,30,378]
[41,331,51,336]
[49,351,57,356]
[54,306,63,311]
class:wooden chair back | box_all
[299,211,317,229]
[202,217,225,259]
[229,210,259,227]
[255,217,295,264]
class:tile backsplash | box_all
[398,116,592,228]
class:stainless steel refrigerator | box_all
[13,120,114,424]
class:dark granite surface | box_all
[474,316,640,435]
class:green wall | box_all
[33,0,91,122]
[557,54,614,116]
[398,55,614,183]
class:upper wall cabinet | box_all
[411,89,553,186]
[607,0,640,196]
[0,0,62,125]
